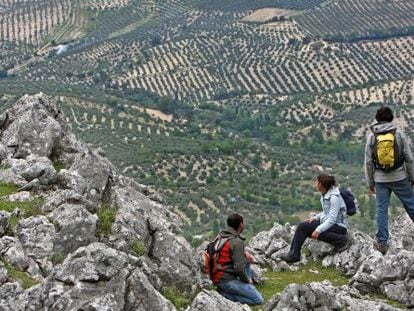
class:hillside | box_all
[0,0,414,242]
[0,94,412,310]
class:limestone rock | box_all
[0,144,7,162]
[0,94,63,159]
[0,282,45,311]
[0,236,31,271]
[48,203,98,254]
[40,189,96,213]
[110,183,199,293]
[42,242,174,310]
[266,281,402,311]
[0,211,10,237]
[0,261,8,285]
[67,149,116,204]
[125,269,176,311]
[351,250,414,306]
[188,290,251,311]
[16,216,56,274]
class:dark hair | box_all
[375,107,394,122]
[317,174,336,191]
[227,213,244,230]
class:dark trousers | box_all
[288,220,347,260]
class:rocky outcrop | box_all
[265,281,402,311]
[188,290,251,311]
[0,94,200,310]
[248,213,414,308]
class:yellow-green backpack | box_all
[373,129,404,172]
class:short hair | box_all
[227,213,243,230]
[317,174,336,191]
[375,107,394,122]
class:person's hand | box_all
[245,251,255,263]
[311,231,320,240]
[248,278,253,284]
[369,186,376,194]
[306,217,316,223]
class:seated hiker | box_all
[280,174,351,263]
[212,213,264,306]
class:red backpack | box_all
[202,236,235,283]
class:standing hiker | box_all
[365,106,414,254]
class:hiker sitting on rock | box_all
[280,174,351,263]
[210,213,264,305]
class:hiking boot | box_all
[279,253,300,263]
[373,240,389,255]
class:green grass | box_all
[0,183,19,196]
[131,240,147,256]
[0,183,44,229]
[53,160,65,172]
[1,259,39,289]
[163,286,191,310]
[254,261,349,308]
[51,251,66,265]
[96,207,116,237]
[368,292,406,309]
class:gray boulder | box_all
[42,242,174,311]
[0,236,31,271]
[188,290,251,311]
[0,144,7,162]
[110,182,199,293]
[0,282,43,311]
[0,211,10,237]
[16,216,56,274]
[125,269,176,311]
[40,189,96,213]
[351,250,414,306]
[67,149,116,204]
[389,213,414,253]
[0,94,63,159]
[266,280,402,311]
[0,261,8,285]
[48,203,98,254]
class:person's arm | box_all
[232,240,250,283]
[401,133,414,183]
[314,195,341,234]
[365,134,375,190]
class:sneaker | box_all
[373,240,389,255]
[279,253,300,263]
[335,236,353,253]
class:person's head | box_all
[227,213,244,233]
[315,174,336,193]
[375,107,394,123]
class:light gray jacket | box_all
[314,186,348,233]
[364,122,414,187]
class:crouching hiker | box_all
[204,213,264,305]
[280,174,352,263]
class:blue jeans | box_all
[375,178,414,243]
[216,264,264,305]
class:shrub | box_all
[163,287,191,310]
[96,207,116,237]
[131,240,146,256]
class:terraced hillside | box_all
[1,0,414,242]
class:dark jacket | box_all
[217,227,249,284]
